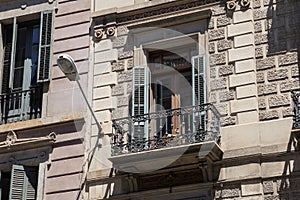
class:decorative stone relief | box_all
[226,0,250,11]
[263,180,274,194]
[226,0,237,11]
[6,130,17,147]
[1,131,56,150]
[240,0,250,7]
[94,26,116,41]
[94,29,104,40]
[106,26,116,37]
[116,0,219,23]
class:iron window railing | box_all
[0,86,43,124]
[292,90,300,129]
[111,103,220,156]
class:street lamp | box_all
[57,54,101,130]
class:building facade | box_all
[1,0,300,200]
[0,0,91,199]
[87,0,300,199]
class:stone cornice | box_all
[0,131,56,154]
[0,114,84,134]
[93,0,220,25]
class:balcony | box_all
[292,90,300,144]
[110,103,223,176]
[292,90,300,129]
[112,103,220,156]
[0,86,42,125]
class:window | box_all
[0,165,39,200]
[0,11,54,124]
[131,45,206,140]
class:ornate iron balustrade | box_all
[292,90,300,129]
[0,86,43,124]
[112,103,220,156]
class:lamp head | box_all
[57,54,79,81]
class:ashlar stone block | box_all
[241,182,262,196]
[94,62,111,75]
[208,28,225,41]
[233,9,253,24]
[235,59,255,74]
[229,72,256,87]
[268,94,290,108]
[95,39,112,52]
[230,97,258,113]
[267,69,288,81]
[237,84,257,99]
[95,110,111,123]
[94,72,118,87]
[94,49,118,63]
[234,34,254,48]
[237,111,259,124]
[93,97,117,112]
[229,46,254,62]
[228,21,253,37]
[259,110,279,121]
[93,86,111,100]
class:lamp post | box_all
[57,54,101,131]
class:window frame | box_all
[131,34,208,139]
[0,10,54,124]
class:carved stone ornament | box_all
[226,0,237,11]
[106,26,116,37]
[116,0,218,24]
[94,26,116,41]
[240,0,250,7]
[226,0,250,11]
[1,131,56,151]
[6,130,17,147]
[94,29,104,40]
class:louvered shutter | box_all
[1,26,13,94]
[192,55,206,106]
[37,10,54,82]
[192,55,206,137]
[132,66,151,139]
[9,165,38,200]
[9,17,18,90]
[132,66,150,116]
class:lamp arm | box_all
[76,79,102,132]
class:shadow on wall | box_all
[267,0,300,198]
[275,132,300,198]
[267,0,300,54]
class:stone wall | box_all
[89,0,300,199]
[208,0,300,126]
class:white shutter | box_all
[132,66,151,139]
[192,55,206,138]
[192,55,206,106]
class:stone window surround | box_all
[131,30,208,108]
[0,2,56,122]
[0,130,56,200]
[93,0,212,41]
[0,0,56,22]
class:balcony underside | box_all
[109,141,222,174]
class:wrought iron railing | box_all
[111,103,220,156]
[0,86,43,124]
[292,90,300,129]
